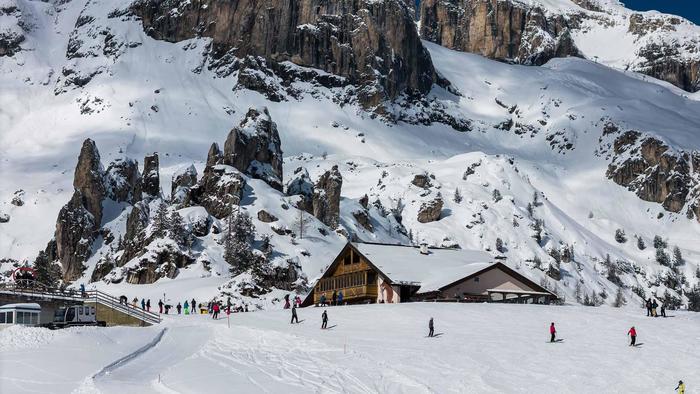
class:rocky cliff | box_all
[420,0,580,66]
[130,0,439,108]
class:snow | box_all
[353,242,494,292]
[1,303,699,393]
[0,302,40,310]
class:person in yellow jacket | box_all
[676,380,685,394]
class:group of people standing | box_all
[645,298,667,318]
[318,290,344,307]
[117,295,250,317]
[284,294,302,309]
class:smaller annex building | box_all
[0,303,41,328]
[303,243,556,306]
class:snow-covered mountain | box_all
[1,0,700,309]
[421,0,700,93]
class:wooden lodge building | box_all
[303,243,557,306]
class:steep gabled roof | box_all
[352,242,495,293]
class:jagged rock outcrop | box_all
[224,107,283,191]
[417,193,444,223]
[105,157,140,203]
[353,209,373,232]
[119,202,150,265]
[188,165,246,219]
[286,167,314,213]
[0,4,25,57]
[136,153,160,199]
[73,139,106,227]
[171,165,198,203]
[312,165,343,228]
[420,0,581,66]
[130,0,438,108]
[412,173,433,188]
[206,143,223,168]
[125,243,195,284]
[257,210,278,223]
[606,130,699,220]
[54,191,96,281]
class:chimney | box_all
[419,243,429,255]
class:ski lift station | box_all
[0,303,42,329]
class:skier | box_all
[227,297,232,311]
[661,303,667,318]
[550,322,557,343]
[184,300,190,315]
[191,298,196,314]
[645,298,652,317]
[652,299,659,317]
[676,380,685,394]
[146,299,151,312]
[284,294,291,309]
[212,302,220,319]
[337,290,344,305]
[176,302,182,314]
[158,299,164,314]
[80,283,86,297]
[141,298,146,310]
[332,290,337,306]
[627,326,637,346]
[164,304,171,314]
[428,317,434,338]
[132,297,139,307]
[291,304,299,324]
[120,295,127,305]
[320,293,327,307]
[321,310,328,329]
[244,304,249,312]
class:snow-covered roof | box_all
[352,243,494,293]
[0,303,41,310]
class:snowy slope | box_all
[1,303,698,393]
[1,0,700,306]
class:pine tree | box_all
[532,219,544,245]
[653,235,667,249]
[574,282,583,303]
[673,246,684,266]
[547,259,561,281]
[495,238,504,253]
[492,189,502,203]
[533,256,542,270]
[687,285,700,312]
[169,210,187,246]
[153,202,169,238]
[614,229,627,243]
[532,191,540,207]
[526,203,534,217]
[453,187,463,203]
[583,292,591,306]
[512,217,519,228]
[590,292,600,306]
[636,236,646,250]
[224,211,256,275]
[656,248,671,267]
[34,251,59,289]
[613,287,625,307]
[293,209,312,240]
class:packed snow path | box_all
[1,303,699,393]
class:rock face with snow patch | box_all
[417,194,444,223]
[105,157,140,204]
[0,3,25,57]
[420,0,581,66]
[130,0,438,108]
[313,165,343,228]
[286,167,314,213]
[224,107,283,191]
[136,153,160,199]
[171,165,198,204]
[188,165,246,219]
[607,130,700,219]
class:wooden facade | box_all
[311,244,379,305]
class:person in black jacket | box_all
[291,304,299,324]
[321,310,328,329]
[428,318,434,337]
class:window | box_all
[343,255,351,265]
[91,307,96,315]
[352,252,360,264]
[30,313,38,325]
[16,312,25,325]
[79,307,84,315]
[474,277,480,283]
[6,313,13,324]
[0,312,5,324]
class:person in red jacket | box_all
[628,326,637,346]
[550,322,557,343]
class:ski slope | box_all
[1,303,697,393]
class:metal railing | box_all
[0,283,161,325]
